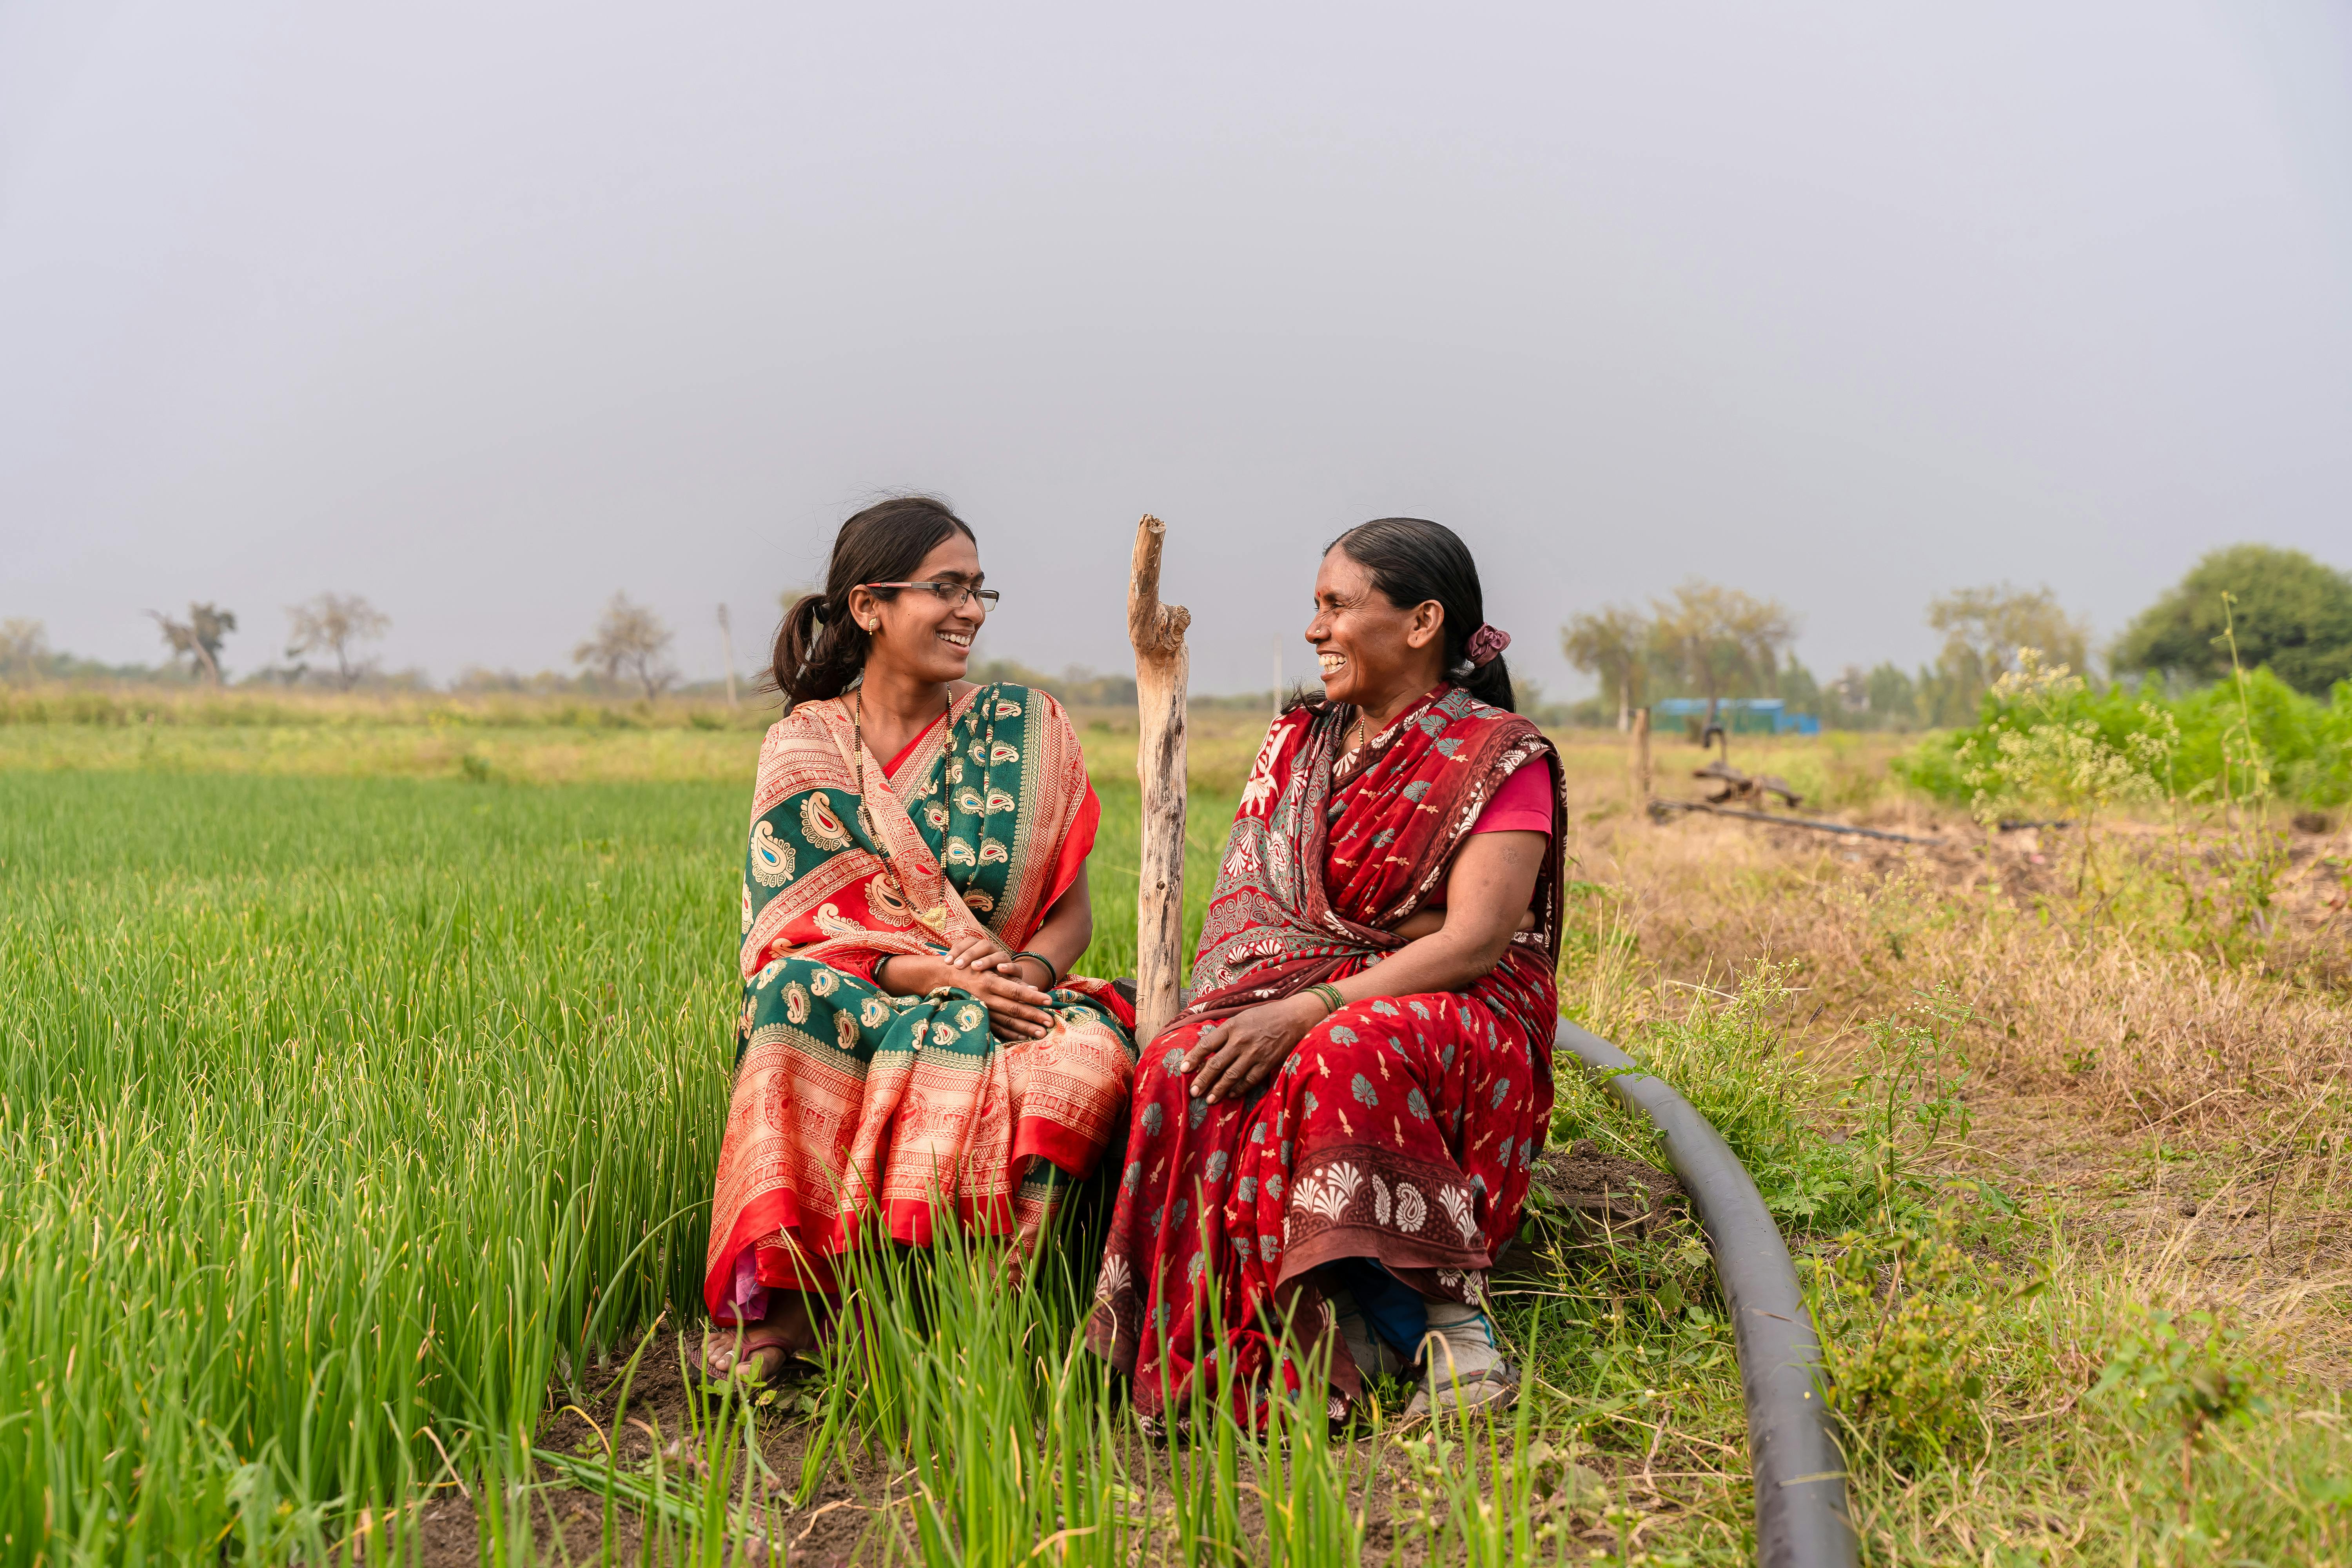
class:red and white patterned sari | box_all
[705,683,1136,1321]
[1086,684,1563,1416]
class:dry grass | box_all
[0,679,769,732]
[0,718,766,782]
[1527,726,2352,1561]
[1557,726,2352,1400]
[1581,782,2352,1143]
[0,680,770,782]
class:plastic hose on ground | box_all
[1553,1018,1858,1568]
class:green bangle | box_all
[1308,982,1346,1016]
[1011,950,1060,989]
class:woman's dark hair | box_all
[769,495,976,708]
[1327,517,1515,712]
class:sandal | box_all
[1402,1361,1520,1424]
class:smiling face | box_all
[849,532,987,687]
[1305,544,1448,715]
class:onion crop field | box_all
[2,773,739,1559]
[6,705,2351,1566]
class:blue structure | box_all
[1652,697,1820,737]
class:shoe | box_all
[1403,1360,1519,1422]
[1402,1305,1517,1423]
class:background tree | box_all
[2111,544,2352,697]
[284,593,391,690]
[1865,662,1920,729]
[1561,604,1650,730]
[1924,583,2090,724]
[1,618,48,683]
[1646,579,1798,721]
[573,593,676,699]
[147,603,236,684]
[1777,657,1824,718]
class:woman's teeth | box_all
[1318,652,1347,674]
[940,631,972,649]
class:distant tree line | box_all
[8,546,2347,720]
[1557,544,2352,732]
[4,591,698,701]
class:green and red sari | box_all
[704,682,1136,1323]
[1086,684,1564,1417]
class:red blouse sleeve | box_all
[1466,759,1554,836]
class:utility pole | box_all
[716,604,739,708]
[1272,635,1283,718]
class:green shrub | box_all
[1899,666,2352,809]
[1817,1213,1998,1472]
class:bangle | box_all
[1308,982,1346,1016]
[874,955,894,990]
[1011,950,1060,989]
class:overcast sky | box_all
[5,3,2349,698]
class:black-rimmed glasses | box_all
[863,581,1000,610]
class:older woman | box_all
[705,496,1136,1385]
[1088,517,1562,1422]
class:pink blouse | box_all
[1428,761,1553,907]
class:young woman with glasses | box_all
[702,495,1137,1385]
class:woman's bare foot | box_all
[702,1293,822,1385]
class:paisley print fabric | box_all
[704,682,1136,1320]
[1086,686,1565,1418]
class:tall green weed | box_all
[1899,663,2351,809]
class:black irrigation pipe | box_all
[1554,1018,1858,1568]
[1650,797,1945,847]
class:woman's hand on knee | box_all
[1180,996,1325,1104]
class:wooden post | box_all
[1128,515,1191,1046]
[1629,706,1652,816]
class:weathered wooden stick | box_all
[1629,706,1652,815]
[1128,515,1191,1045]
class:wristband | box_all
[1011,950,1060,990]
[1308,982,1346,1016]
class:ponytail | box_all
[1455,649,1515,713]
[771,590,871,710]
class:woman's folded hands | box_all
[880,934,1059,1041]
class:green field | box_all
[2,773,735,1558]
[0,764,1298,1565]
[6,718,2349,1566]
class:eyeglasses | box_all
[863,581,1000,611]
